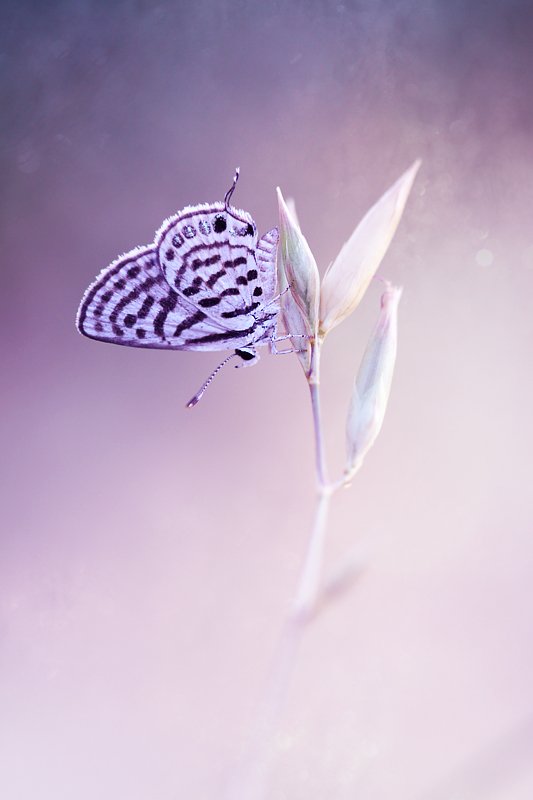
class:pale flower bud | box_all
[345,282,402,480]
[320,160,419,336]
[279,282,312,375]
[284,196,300,229]
[276,196,311,374]
[277,187,320,337]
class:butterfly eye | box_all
[213,215,226,233]
[235,348,255,361]
[246,223,254,236]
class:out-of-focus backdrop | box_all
[2,1,533,798]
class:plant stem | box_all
[308,339,328,489]
[291,338,334,619]
[230,341,343,799]
[292,487,331,621]
[229,489,333,800]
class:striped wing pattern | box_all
[76,203,280,352]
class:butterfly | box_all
[76,170,294,406]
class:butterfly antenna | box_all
[224,167,240,212]
[186,352,239,408]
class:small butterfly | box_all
[77,169,296,406]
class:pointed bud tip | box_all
[276,187,287,214]
[380,279,403,302]
[401,159,422,190]
[277,187,300,231]
[378,282,403,315]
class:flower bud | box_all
[284,196,300,229]
[277,187,320,337]
[276,196,311,373]
[320,160,419,336]
[345,282,402,479]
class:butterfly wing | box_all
[254,227,279,303]
[76,246,260,351]
[77,200,281,352]
[156,205,279,325]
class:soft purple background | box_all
[2,1,533,798]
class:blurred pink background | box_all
[2,1,533,798]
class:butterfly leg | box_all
[272,347,307,356]
[261,284,292,310]
[269,334,309,356]
[269,333,309,354]
[271,333,309,344]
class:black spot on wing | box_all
[183,277,203,297]
[213,216,226,233]
[138,295,155,318]
[206,268,226,289]
[223,257,247,269]
[191,254,221,272]
[185,324,257,345]
[198,297,220,308]
[107,276,158,328]
[154,290,178,339]
[221,302,260,319]
[174,310,207,338]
